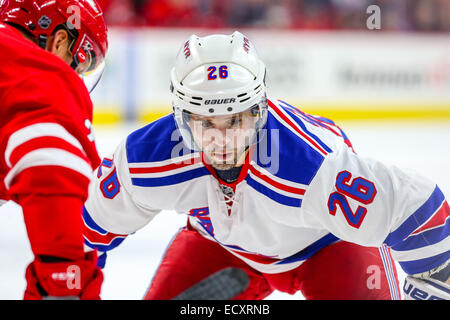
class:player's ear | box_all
[47,29,73,65]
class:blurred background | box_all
[1,0,450,300]
[88,0,450,125]
[98,0,450,31]
[91,0,450,300]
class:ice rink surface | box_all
[1,119,449,300]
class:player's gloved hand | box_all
[403,261,450,300]
[24,251,103,300]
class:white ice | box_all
[1,120,449,300]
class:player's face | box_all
[187,110,259,170]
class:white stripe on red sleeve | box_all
[5,122,86,167]
[4,148,93,188]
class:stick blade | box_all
[172,267,250,300]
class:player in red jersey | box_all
[0,0,108,299]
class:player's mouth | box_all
[211,151,234,162]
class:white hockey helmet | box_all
[171,31,268,151]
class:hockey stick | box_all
[172,267,250,300]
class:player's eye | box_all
[201,120,214,128]
[249,105,260,117]
[228,115,242,127]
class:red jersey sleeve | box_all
[0,25,101,259]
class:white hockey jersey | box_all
[83,99,449,279]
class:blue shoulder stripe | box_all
[278,100,333,153]
[245,175,302,208]
[131,166,210,187]
[126,114,194,163]
[255,111,325,186]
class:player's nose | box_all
[210,128,233,147]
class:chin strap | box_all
[38,34,47,50]
[70,59,78,71]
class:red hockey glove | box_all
[24,251,103,300]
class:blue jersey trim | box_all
[391,220,449,251]
[131,166,210,187]
[96,252,107,269]
[278,100,333,154]
[398,250,450,275]
[83,207,108,234]
[255,109,326,186]
[276,233,339,265]
[126,114,195,164]
[245,175,302,208]
[384,186,444,247]
[84,237,126,252]
[83,207,127,252]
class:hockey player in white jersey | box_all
[83,32,449,300]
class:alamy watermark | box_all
[51,265,81,290]
[366,5,381,30]
[66,5,81,30]
[170,127,280,174]
[366,265,382,290]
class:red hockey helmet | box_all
[0,0,108,91]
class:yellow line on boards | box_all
[92,104,450,125]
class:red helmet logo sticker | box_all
[77,49,87,63]
[83,40,93,52]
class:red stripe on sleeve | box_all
[83,223,127,246]
[129,156,201,174]
[249,165,306,195]
[411,200,450,235]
